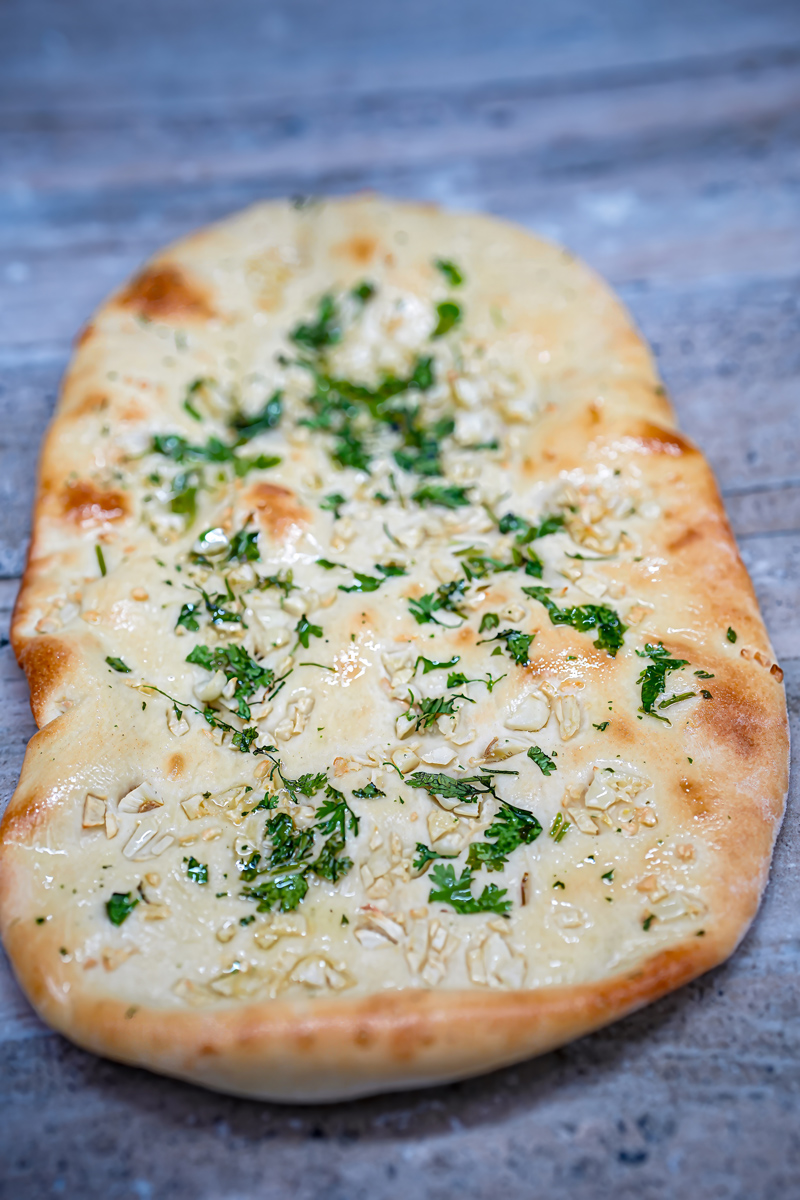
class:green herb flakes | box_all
[106,892,138,926]
[428,863,510,915]
[105,656,131,673]
[184,857,209,885]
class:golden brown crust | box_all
[0,196,787,1101]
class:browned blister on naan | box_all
[0,197,787,1101]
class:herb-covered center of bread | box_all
[40,251,739,1002]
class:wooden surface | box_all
[1,2,799,1196]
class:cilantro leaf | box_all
[434,259,464,287]
[412,843,458,872]
[176,601,200,632]
[226,528,260,562]
[106,892,138,926]
[415,654,461,675]
[184,856,209,885]
[522,586,626,656]
[479,612,500,634]
[241,872,309,913]
[527,745,557,775]
[466,801,542,872]
[403,693,472,732]
[428,863,511,915]
[280,770,328,802]
[408,771,505,804]
[294,615,323,649]
[186,643,274,719]
[432,301,462,338]
[320,493,347,519]
[339,571,384,594]
[290,293,341,351]
[635,643,690,714]
[352,782,385,799]
[230,391,283,442]
[412,483,471,509]
[105,656,131,673]
[498,511,564,543]
[480,628,534,665]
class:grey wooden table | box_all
[1,2,799,1196]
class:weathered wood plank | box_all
[4,0,800,105]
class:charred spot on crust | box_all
[60,480,129,526]
[632,422,697,457]
[698,682,763,763]
[677,776,712,818]
[18,637,73,726]
[667,526,702,553]
[69,392,109,419]
[118,265,213,322]
[75,323,95,348]
[166,754,185,780]
[333,235,378,264]
[245,483,310,541]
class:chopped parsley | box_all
[658,690,696,710]
[694,670,715,679]
[95,544,107,577]
[298,352,444,476]
[352,280,376,303]
[593,721,610,731]
[466,801,542,872]
[408,579,468,625]
[105,655,131,673]
[428,863,510,915]
[403,692,473,732]
[176,601,201,632]
[498,511,564,543]
[338,571,385,594]
[184,857,209,885]
[185,643,274,720]
[106,892,138,926]
[408,770,512,805]
[636,643,690,715]
[320,493,347,519]
[411,483,471,509]
[351,782,385,799]
[527,745,557,775]
[229,391,283,442]
[239,784,358,912]
[412,843,459,872]
[415,654,461,675]
[480,628,535,665]
[479,612,500,635]
[522,586,626,656]
[432,301,462,338]
[435,259,464,287]
[225,528,260,563]
[727,627,737,643]
[549,812,569,842]
[294,615,323,649]
[290,293,341,351]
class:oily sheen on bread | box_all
[0,196,788,1101]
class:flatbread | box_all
[0,196,788,1101]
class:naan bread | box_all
[0,197,788,1101]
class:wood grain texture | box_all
[0,0,798,1194]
